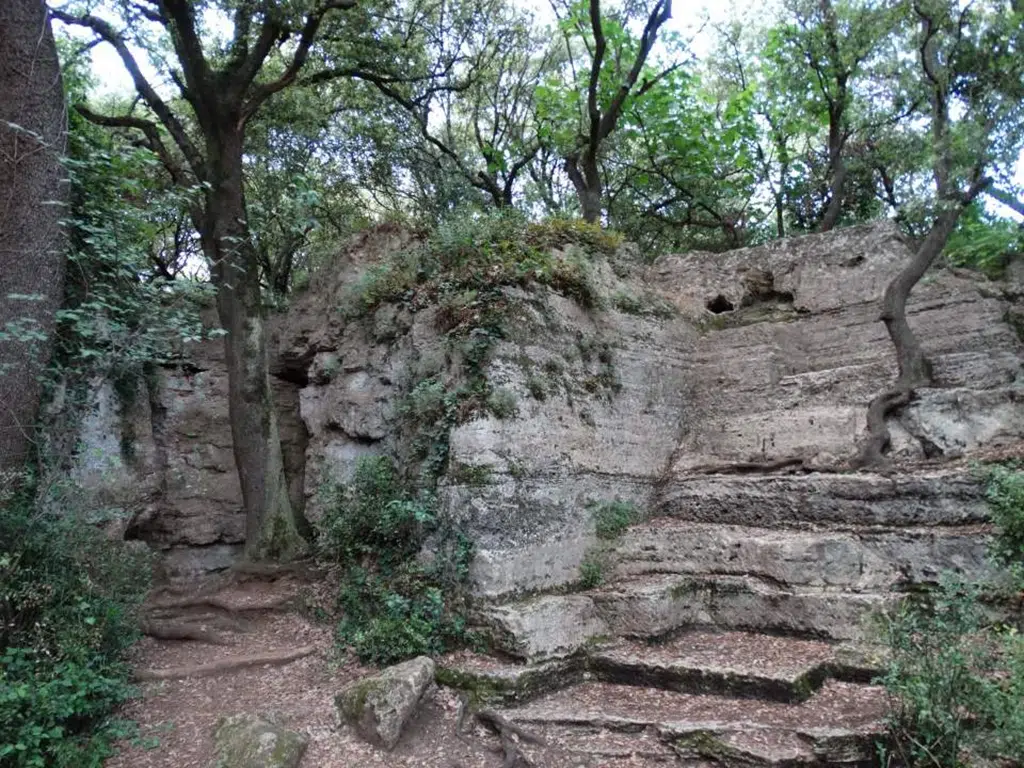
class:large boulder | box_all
[335,656,435,750]
[211,713,308,768]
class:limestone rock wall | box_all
[281,221,1023,599]
[67,221,1023,591]
[66,320,307,578]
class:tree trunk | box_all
[818,155,847,232]
[203,129,306,561]
[774,192,786,239]
[854,204,963,466]
[564,154,603,224]
[818,108,847,233]
[0,0,67,474]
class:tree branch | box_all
[74,106,189,187]
[49,9,206,179]
[586,0,607,148]
[596,0,672,141]
[985,186,1024,218]
[243,0,357,115]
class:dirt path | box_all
[106,573,618,768]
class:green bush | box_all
[944,206,1023,278]
[319,457,474,665]
[877,464,1024,767]
[344,209,606,320]
[877,576,1024,767]
[578,554,605,589]
[591,499,639,540]
[984,463,1024,571]
[0,479,150,767]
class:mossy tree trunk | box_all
[0,0,67,474]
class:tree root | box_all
[478,709,544,767]
[853,387,913,468]
[140,620,232,645]
[133,644,316,681]
[145,593,293,614]
[688,457,806,475]
[453,695,545,767]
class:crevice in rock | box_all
[706,295,734,314]
[273,363,309,387]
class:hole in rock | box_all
[706,295,734,314]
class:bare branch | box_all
[49,9,205,178]
[243,0,357,115]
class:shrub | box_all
[319,457,474,665]
[344,210,608,320]
[877,464,1024,767]
[984,463,1024,571]
[485,387,518,419]
[591,499,639,540]
[578,555,604,589]
[944,206,1023,278]
[0,477,150,767]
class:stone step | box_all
[590,631,851,703]
[609,519,992,591]
[436,650,584,704]
[439,632,884,708]
[591,574,894,642]
[478,594,609,661]
[657,470,987,528]
[499,680,887,766]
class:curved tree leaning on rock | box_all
[855,0,1024,467]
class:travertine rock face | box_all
[64,312,307,577]
[69,222,1022,599]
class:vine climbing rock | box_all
[212,713,308,768]
[335,655,436,749]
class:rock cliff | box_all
[65,220,1024,765]
[69,221,1022,597]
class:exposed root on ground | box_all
[454,694,544,767]
[139,620,232,645]
[146,593,293,614]
[133,644,317,681]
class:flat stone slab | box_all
[501,680,888,766]
[435,650,583,704]
[590,573,893,641]
[479,594,608,661]
[609,519,993,591]
[590,630,838,702]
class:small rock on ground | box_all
[212,713,308,768]
[335,656,436,750]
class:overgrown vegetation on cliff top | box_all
[346,211,620,319]
[0,475,152,768]
[878,463,1024,767]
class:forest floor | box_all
[104,568,633,768]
